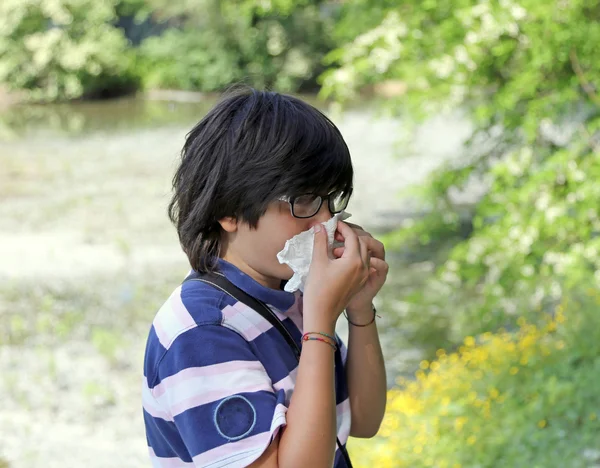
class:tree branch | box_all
[570,48,600,107]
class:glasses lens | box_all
[292,194,322,218]
[329,190,351,213]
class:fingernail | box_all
[314,224,322,233]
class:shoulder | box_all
[152,279,235,348]
[143,280,233,381]
[144,279,278,384]
[144,322,274,416]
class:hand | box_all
[303,222,371,331]
[332,222,388,319]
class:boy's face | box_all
[220,199,333,289]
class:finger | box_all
[311,225,329,266]
[361,236,386,260]
[358,236,369,266]
[333,247,344,258]
[343,229,369,238]
[337,221,361,257]
[335,225,370,243]
[346,222,373,238]
[346,222,365,232]
[369,257,389,276]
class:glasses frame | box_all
[278,188,353,219]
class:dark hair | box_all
[168,87,354,272]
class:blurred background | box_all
[1,1,599,467]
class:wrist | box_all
[345,303,378,327]
[302,304,337,334]
[303,318,336,335]
[346,302,374,320]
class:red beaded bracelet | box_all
[303,331,336,341]
[302,334,337,351]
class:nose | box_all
[308,201,333,229]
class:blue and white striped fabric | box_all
[142,259,351,467]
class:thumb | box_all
[311,224,329,265]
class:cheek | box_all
[239,213,311,280]
[260,223,305,254]
[259,207,313,250]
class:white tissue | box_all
[276,212,351,293]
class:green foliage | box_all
[0,0,338,100]
[323,0,600,119]
[137,28,244,91]
[323,0,600,342]
[0,0,138,101]
[91,327,122,363]
[349,291,600,467]
[136,0,336,92]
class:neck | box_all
[221,252,281,290]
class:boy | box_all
[142,88,388,467]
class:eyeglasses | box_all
[278,189,352,219]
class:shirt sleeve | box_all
[337,334,349,366]
[149,324,287,467]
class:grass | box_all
[0,267,184,347]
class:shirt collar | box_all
[215,258,297,312]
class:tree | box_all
[136,0,338,92]
[0,0,138,101]
[321,0,600,341]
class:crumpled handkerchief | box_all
[276,212,352,293]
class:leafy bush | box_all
[0,0,139,101]
[137,28,244,92]
[322,0,600,343]
[136,0,336,92]
[0,0,341,99]
[349,289,600,467]
[380,141,600,345]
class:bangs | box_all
[273,97,354,199]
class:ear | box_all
[218,216,238,233]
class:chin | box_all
[278,264,294,281]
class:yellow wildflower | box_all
[454,416,468,431]
[538,419,547,428]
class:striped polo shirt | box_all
[142,258,351,467]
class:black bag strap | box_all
[182,271,353,468]
[184,272,300,359]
